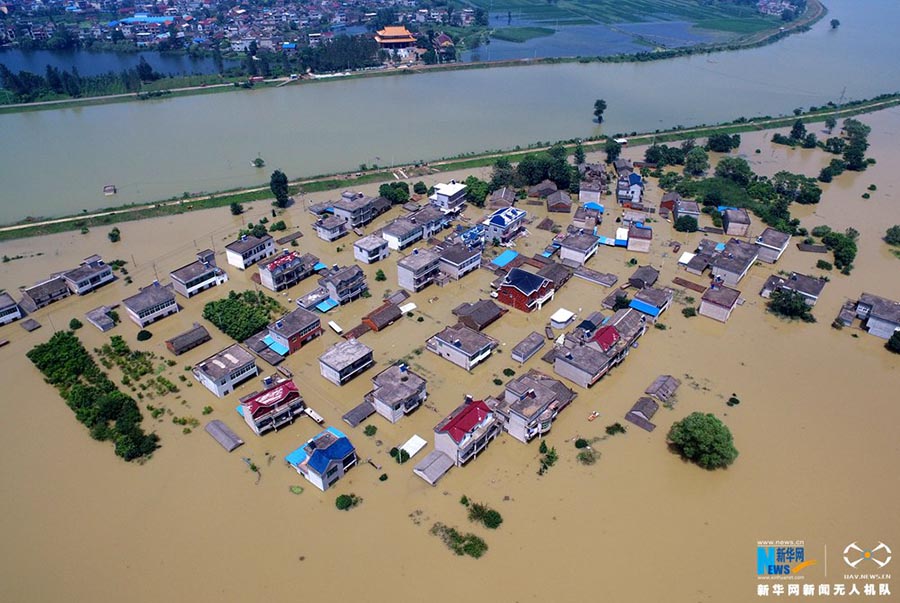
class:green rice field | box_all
[490,26,556,43]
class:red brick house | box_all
[495,268,555,313]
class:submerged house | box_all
[427,323,498,371]
[314,215,349,242]
[368,364,427,424]
[855,293,900,339]
[495,268,555,313]
[19,276,71,313]
[489,370,577,444]
[452,299,507,332]
[318,339,375,386]
[165,323,211,356]
[710,239,759,286]
[722,208,752,237]
[760,273,826,306]
[122,281,179,327]
[755,228,791,264]
[381,217,424,251]
[397,248,442,293]
[625,397,659,432]
[438,244,482,281]
[169,250,227,298]
[62,255,115,295]
[482,206,527,243]
[353,234,390,264]
[193,344,259,398]
[239,379,305,436]
[266,307,323,355]
[429,180,467,210]
[0,292,22,325]
[433,397,501,466]
[699,285,741,322]
[286,427,357,491]
[559,232,600,266]
[225,234,275,270]
[259,251,319,292]
[318,264,368,305]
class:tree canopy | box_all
[705,133,741,153]
[593,99,607,123]
[885,225,900,246]
[203,290,283,342]
[674,215,698,232]
[667,412,738,470]
[270,170,290,208]
[768,289,816,322]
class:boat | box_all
[328,320,343,335]
[103,184,117,196]
[587,411,600,422]
[0,339,9,348]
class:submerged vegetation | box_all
[27,331,159,461]
[203,290,283,342]
[667,412,738,470]
[430,523,488,558]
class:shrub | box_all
[230,202,244,215]
[606,422,626,435]
[816,260,833,270]
[502,368,515,377]
[69,318,83,330]
[374,269,387,282]
[492,378,503,386]
[577,450,597,465]
[379,473,388,481]
[868,184,877,191]
[539,440,548,454]
[468,502,503,529]
[413,181,428,195]
[885,332,900,354]
[335,493,360,511]
[885,225,900,246]
[460,495,470,506]
[667,412,738,470]
[674,216,698,232]
[108,227,121,243]
[202,406,213,415]
[727,396,741,407]
[862,193,870,199]
[574,438,589,449]
[682,307,697,318]
[654,323,667,330]
[416,316,423,322]
[136,330,152,341]
[363,425,377,437]
[430,523,488,558]
[811,225,832,238]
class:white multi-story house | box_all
[368,364,427,424]
[169,250,228,298]
[426,324,497,371]
[225,234,276,270]
[0,292,22,325]
[122,281,179,327]
[489,370,577,444]
[397,248,442,292]
[353,234,390,264]
[319,340,375,386]
[381,217,424,251]
[429,180,467,210]
[193,344,259,398]
[62,255,115,295]
[482,207,527,243]
[438,244,482,280]
[433,397,501,466]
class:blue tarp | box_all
[629,299,662,318]
[615,240,628,247]
[262,335,290,356]
[315,298,339,313]
[599,237,616,246]
[585,202,605,212]
[313,262,328,271]
[717,206,739,213]
[715,242,726,252]
[235,405,244,417]
[492,249,519,268]
[540,251,552,258]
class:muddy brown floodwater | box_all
[1,110,899,603]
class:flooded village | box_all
[1,110,899,602]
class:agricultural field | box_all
[469,0,778,32]
[490,26,556,43]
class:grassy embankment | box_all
[1,91,896,243]
[491,27,556,43]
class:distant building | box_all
[286,427,358,491]
[760,273,826,306]
[353,234,389,264]
[722,208,752,237]
[699,285,741,322]
[122,281,179,327]
[225,234,275,270]
[438,244,482,281]
[165,323,211,356]
[482,206,527,243]
[267,307,323,355]
[319,339,375,386]
[755,227,791,263]
[314,215,349,242]
[559,232,600,266]
[332,191,386,228]
[673,200,701,222]
[369,364,427,423]
[631,287,674,319]
[240,379,305,436]
[578,180,604,205]
[452,299,507,332]
[429,180,467,210]
[489,187,516,208]
[528,180,557,198]
[490,370,577,443]
[193,344,259,397]
[856,293,900,339]
[0,292,22,325]
[413,205,453,239]
[318,264,368,304]
[19,276,71,313]
[495,268,555,313]
[546,190,573,213]
[382,217,424,251]
[362,302,402,333]
[433,397,501,466]
[62,255,115,295]
[169,250,227,298]
[427,323,498,371]
[397,248,442,292]
[258,251,319,292]
[374,25,416,49]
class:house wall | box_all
[0,303,22,325]
[172,271,227,298]
[553,358,594,389]
[66,269,115,295]
[866,316,900,339]
[560,246,595,266]
[225,240,275,270]
[699,300,733,323]
[319,354,374,385]
[398,261,440,292]
[354,243,389,264]
[194,362,259,398]
[725,221,750,237]
[755,245,785,264]
[126,300,179,327]
[382,229,423,251]
[497,284,554,313]
[438,255,480,280]
[434,432,460,465]
[579,189,602,204]
[710,266,744,287]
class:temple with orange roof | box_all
[374,25,416,49]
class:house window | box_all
[325,466,339,478]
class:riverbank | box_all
[0,0,825,116]
[3,89,896,243]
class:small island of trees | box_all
[667,412,738,470]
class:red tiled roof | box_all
[242,380,300,419]
[438,400,491,444]
[590,325,620,352]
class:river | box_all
[0,0,898,224]
[0,48,228,78]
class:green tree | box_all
[706,133,741,153]
[593,99,607,123]
[69,318,83,330]
[790,119,807,141]
[413,181,428,195]
[667,412,738,470]
[714,156,753,186]
[374,269,387,282]
[824,116,837,133]
[270,170,290,208]
[490,158,517,189]
[830,19,840,29]
[379,181,410,205]
[887,331,900,354]
[230,202,244,215]
[108,227,121,243]
[768,289,815,322]
[465,176,490,208]
[674,215,699,233]
[684,147,709,176]
[884,225,900,246]
[604,139,622,163]
[574,142,586,165]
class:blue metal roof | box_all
[716,206,739,213]
[492,249,518,268]
[505,268,547,295]
[315,298,339,313]
[313,262,327,271]
[262,335,289,357]
[585,202,605,212]
[629,299,661,317]
[307,428,354,475]
[285,446,308,467]
[235,404,244,417]
[628,173,643,186]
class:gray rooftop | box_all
[23,276,68,300]
[503,370,576,420]
[556,344,610,375]
[63,256,110,282]
[319,339,373,370]
[413,205,447,224]
[205,420,244,452]
[763,273,826,299]
[440,243,480,265]
[342,400,376,427]
[398,248,442,271]
[756,227,791,249]
[676,200,701,214]
[225,234,272,254]
[702,285,741,308]
[165,323,211,354]
[561,232,600,252]
[0,292,17,309]
[372,364,426,405]
[316,215,348,230]
[452,299,505,330]
[354,234,388,252]
[712,239,759,275]
[333,192,373,212]
[723,208,751,224]
[319,264,364,288]
[511,331,545,360]
[430,323,496,355]
[634,286,674,308]
[170,257,219,283]
[195,344,256,380]
[609,308,646,343]
[859,293,900,324]
[629,265,659,287]
[413,450,455,485]
[270,307,320,338]
[122,282,175,314]
[628,224,653,240]
[645,375,681,403]
[383,217,422,238]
